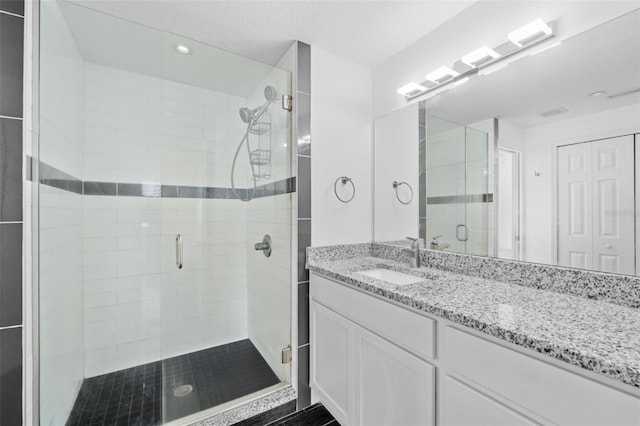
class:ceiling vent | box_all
[539,107,569,118]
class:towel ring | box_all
[392,181,413,205]
[334,176,355,203]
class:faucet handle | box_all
[406,236,420,248]
[406,236,418,241]
[431,235,443,241]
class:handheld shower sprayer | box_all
[238,86,278,124]
[231,85,279,201]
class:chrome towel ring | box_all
[334,176,356,203]
[392,181,413,205]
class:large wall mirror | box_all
[373,9,640,275]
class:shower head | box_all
[264,85,277,102]
[239,86,279,124]
[239,107,254,123]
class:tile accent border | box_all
[426,193,494,205]
[39,161,296,199]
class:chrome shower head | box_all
[264,85,277,102]
[239,107,255,123]
[239,86,278,124]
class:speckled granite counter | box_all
[307,243,640,389]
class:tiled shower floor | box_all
[66,339,281,426]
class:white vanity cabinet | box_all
[310,274,436,426]
[310,272,640,426]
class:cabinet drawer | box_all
[441,326,640,425]
[441,375,538,426]
[311,273,435,360]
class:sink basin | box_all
[356,269,424,286]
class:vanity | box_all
[307,243,640,426]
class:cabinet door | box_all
[310,301,353,426]
[441,375,539,426]
[355,327,435,426]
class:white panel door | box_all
[591,136,635,274]
[310,301,353,426]
[354,327,435,426]
[558,136,635,274]
[558,143,593,269]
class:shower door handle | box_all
[176,234,183,269]
[456,224,468,242]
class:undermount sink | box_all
[356,268,424,286]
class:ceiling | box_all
[68,0,475,68]
[426,8,640,129]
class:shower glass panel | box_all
[38,2,292,425]
[425,116,489,255]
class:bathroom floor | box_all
[66,339,280,425]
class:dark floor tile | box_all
[67,339,280,425]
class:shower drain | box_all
[173,384,193,397]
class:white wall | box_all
[38,1,85,424]
[80,64,253,376]
[372,1,640,118]
[522,102,640,264]
[311,47,373,246]
[373,104,419,241]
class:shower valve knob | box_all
[254,234,272,257]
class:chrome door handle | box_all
[176,234,183,269]
[456,224,468,242]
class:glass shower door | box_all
[425,116,489,255]
[158,32,292,424]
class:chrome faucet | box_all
[403,237,421,268]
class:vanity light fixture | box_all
[425,66,459,84]
[397,82,428,96]
[461,46,500,68]
[397,17,555,100]
[175,45,191,54]
[508,19,553,47]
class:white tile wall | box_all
[246,193,292,382]
[82,195,251,376]
[83,63,251,188]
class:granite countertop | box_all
[307,247,640,389]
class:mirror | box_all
[373,9,640,275]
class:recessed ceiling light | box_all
[425,67,459,84]
[397,82,427,96]
[508,19,553,47]
[461,46,500,68]
[589,90,607,97]
[175,45,191,54]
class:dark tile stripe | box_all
[39,162,295,199]
[427,193,494,205]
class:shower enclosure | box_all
[424,115,490,256]
[37,1,293,424]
